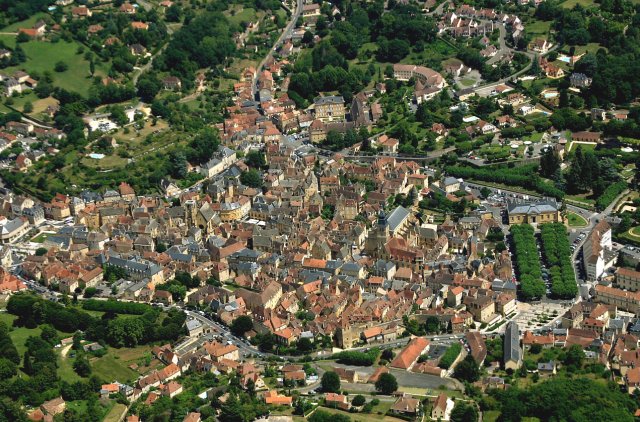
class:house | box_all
[504,321,522,370]
[626,367,640,394]
[506,197,561,225]
[378,135,399,154]
[160,381,183,398]
[129,43,147,56]
[325,393,349,410]
[120,3,136,14]
[40,397,66,417]
[390,394,422,418]
[131,21,149,31]
[163,76,182,91]
[183,413,201,422]
[571,131,602,143]
[431,393,454,421]
[529,38,552,54]
[537,361,557,374]
[302,3,321,17]
[570,73,592,88]
[263,390,293,406]
[72,6,92,18]
[314,96,345,122]
[390,337,430,371]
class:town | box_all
[0,0,638,421]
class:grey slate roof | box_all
[507,198,559,215]
[387,206,410,233]
[504,321,522,365]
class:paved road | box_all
[486,23,508,65]
[252,0,303,98]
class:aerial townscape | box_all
[0,0,639,421]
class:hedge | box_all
[438,343,462,369]
[595,181,627,210]
[333,348,380,366]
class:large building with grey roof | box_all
[506,198,561,224]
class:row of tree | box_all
[540,223,578,299]
[445,164,564,199]
[511,224,546,301]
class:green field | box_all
[527,20,552,36]
[90,346,149,384]
[566,211,588,227]
[561,0,595,7]
[0,313,40,355]
[225,6,263,25]
[1,13,49,33]
[103,403,127,422]
[4,40,108,96]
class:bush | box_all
[54,61,68,72]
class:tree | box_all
[563,344,584,370]
[453,355,480,382]
[352,394,366,406]
[539,148,560,178]
[35,247,48,256]
[321,371,341,393]
[425,316,441,334]
[23,101,33,113]
[451,402,478,422]
[230,315,253,337]
[40,325,58,346]
[240,169,263,188]
[375,372,398,395]
[245,151,266,169]
[73,353,91,377]
[297,338,313,353]
[0,358,17,380]
[54,61,68,72]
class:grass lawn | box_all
[566,141,596,153]
[567,211,588,227]
[90,345,150,384]
[57,348,84,383]
[0,313,40,356]
[561,0,595,7]
[103,403,127,422]
[526,20,552,36]
[3,40,108,96]
[1,13,49,33]
[460,77,476,87]
[225,7,263,25]
[630,226,640,237]
[484,410,501,422]
[30,232,52,243]
[0,34,16,48]
[318,405,404,422]
[571,43,604,55]
[565,194,595,206]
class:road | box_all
[252,0,303,98]
[132,0,174,85]
[486,23,508,65]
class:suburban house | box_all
[431,393,454,421]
